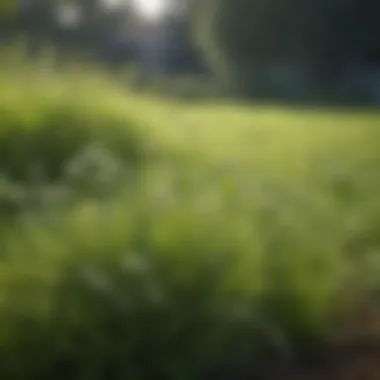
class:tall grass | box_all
[0,51,379,379]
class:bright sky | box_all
[103,0,171,21]
[131,0,170,20]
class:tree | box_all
[1,0,135,65]
[193,0,380,94]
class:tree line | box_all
[2,0,380,100]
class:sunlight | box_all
[102,0,179,22]
[131,0,170,21]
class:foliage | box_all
[0,0,134,64]
[0,54,177,183]
[194,0,380,95]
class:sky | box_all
[57,0,184,29]
[131,0,171,20]
[103,0,173,21]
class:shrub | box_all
[0,58,165,183]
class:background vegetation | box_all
[2,0,380,102]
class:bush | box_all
[0,57,167,183]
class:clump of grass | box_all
[0,77,149,182]
[0,175,343,379]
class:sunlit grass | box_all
[0,52,379,378]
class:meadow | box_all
[0,56,379,379]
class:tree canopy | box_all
[194,0,380,86]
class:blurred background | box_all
[1,0,380,104]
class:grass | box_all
[0,54,379,379]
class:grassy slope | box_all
[0,61,379,378]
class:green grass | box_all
[0,55,379,379]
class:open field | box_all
[0,61,379,379]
